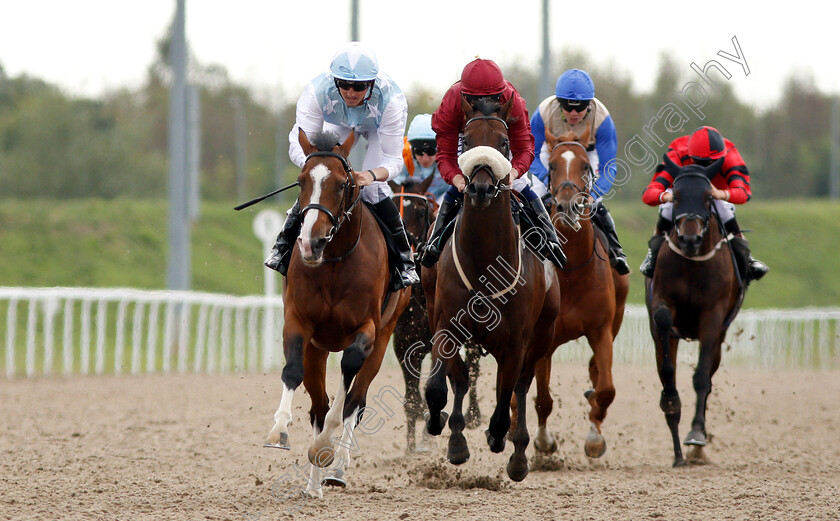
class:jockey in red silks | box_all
[418,58,566,269]
[639,125,769,283]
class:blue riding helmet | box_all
[407,114,435,142]
[555,69,595,100]
[330,42,379,81]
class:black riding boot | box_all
[419,197,460,268]
[591,201,630,275]
[372,198,420,290]
[639,216,672,278]
[723,218,769,283]
[264,200,302,276]
[528,198,567,269]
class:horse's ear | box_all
[578,124,591,147]
[662,153,681,178]
[499,95,514,122]
[460,93,474,118]
[703,157,725,179]
[298,127,315,156]
[387,180,400,193]
[418,172,435,193]
[337,130,356,157]
[544,127,558,150]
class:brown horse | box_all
[645,155,743,467]
[529,127,629,458]
[263,129,411,497]
[389,177,483,452]
[422,97,561,481]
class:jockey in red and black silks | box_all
[639,125,768,283]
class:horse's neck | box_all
[556,215,594,263]
[458,194,518,266]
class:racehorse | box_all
[263,129,411,497]
[529,127,629,458]
[645,154,743,467]
[422,96,561,481]
[389,177,483,452]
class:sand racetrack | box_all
[2,360,839,520]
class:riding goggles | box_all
[334,79,372,92]
[412,143,437,156]
[558,98,590,113]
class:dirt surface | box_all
[2,360,839,520]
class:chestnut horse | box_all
[530,127,629,458]
[422,97,561,481]
[645,155,743,467]
[263,129,411,497]
[389,177,483,452]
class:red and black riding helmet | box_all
[688,126,726,161]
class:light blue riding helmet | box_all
[330,42,380,81]
[406,114,435,142]
[555,69,595,100]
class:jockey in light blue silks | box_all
[529,69,630,275]
[265,41,419,289]
[393,114,449,204]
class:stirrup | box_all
[748,258,769,281]
[611,253,631,275]
[639,249,655,278]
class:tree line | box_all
[1,46,836,203]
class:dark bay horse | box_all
[389,177,483,452]
[645,155,742,467]
[264,129,411,497]
[530,127,629,458]
[422,97,561,481]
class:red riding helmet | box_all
[688,126,727,161]
[460,58,506,96]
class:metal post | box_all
[187,83,201,220]
[539,0,552,102]
[167,0,190,290]
[831,96,839,200]
[350,0,359,41]
[231,95,247,201]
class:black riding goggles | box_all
[411,143,437,156]
[334,79,372,92]
[558,98,590,113]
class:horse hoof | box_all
[263,431,290,450]
[534,427,557,454]
[308,445,335,468]
[506,453,529,482]
[423,411,449,436]
[684,429,707,446]
[322,470,347,487]
[485,428,506,453]
[673,458,688,468]
[584,424,606,458]
[583,388,595,400]
[447,432,470,465]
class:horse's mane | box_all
[310,130,342,152]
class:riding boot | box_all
[419,197,461,268]
[591,201,630,275]
[372,198,420,290]
[639,216,672,278]
[264,200,302,276]
[528,198,567,269]
[723,218,769,283]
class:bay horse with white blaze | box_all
[422,97,561,481]
[645,154,743,467]
[263,129,410,497]
[529,127,629,458]
[389,177,483,452]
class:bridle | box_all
[463,115,512,200]
[672,172,712,241]
[299,151,363,244]
[547,141,595,225]
[391,190,436,250]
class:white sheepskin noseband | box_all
[458,146,512,181]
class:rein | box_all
[664,232,735,262]
[464,115,508,130]
[451,216,523,300]
[391,190,436,250]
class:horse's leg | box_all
[506,371,534,482]
[300,346,330,498]
[397,333,426,453]
[265,333,309,449]
[685,325,724,456]
[652,305,685,467]
[533,355,558,453]
[463,341,483,429]
[583,328,616,458]
[485,349,523,454]
[445,352,471,465]
[308,331,370,469]
[424,325,451,436]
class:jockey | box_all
[418,58,567,269]
[639,125,769,283]
[393,114,449,204]
[529,68,630,275]
[264,42,419,289]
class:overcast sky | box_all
[1,0,837,110]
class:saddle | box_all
[363,202,403,292]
